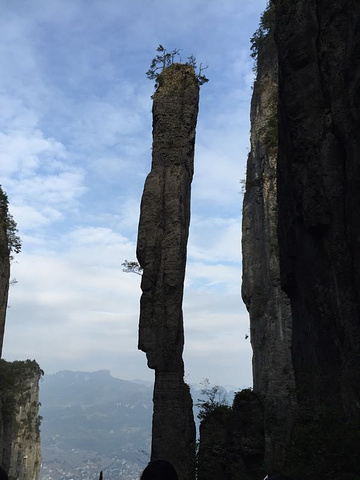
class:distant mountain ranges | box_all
[39,370,237,479]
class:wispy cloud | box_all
[1,0,267,386]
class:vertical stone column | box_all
[137,63,199,480]
[0,193,10,358]
[241,10,297,470]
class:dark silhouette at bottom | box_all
[0,466,8,480]
[140,460,179,480]
[264,475,292,480]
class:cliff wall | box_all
[0,191,10,358]
[0,359,42,480]
[273,2,360,474]
[137,63,199,480]
[241,4,296,471]
[275,0,360,421]
[242,1,360,476]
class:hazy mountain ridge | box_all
[39,370,237,479]
[40,370,154,480]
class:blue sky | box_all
[1,0,267,388]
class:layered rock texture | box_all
[241,5,296,472]
[136,63,199,480]
[275,0,360,417]
[0,191,10,358]
[275,0,360,475]
[242,1,360,477]
[0,360,42,480]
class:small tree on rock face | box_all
[146,45,181,83]
[0,186,21,259]
[121,260,143,276]
[146,45,209,90]
[250,1,275,63]
[186,54,209,86]
[196,378,230,421]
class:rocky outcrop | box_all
[197,390,264,480]
[241,4,296,471]
[0,360,42,480]
[136,63,199,480]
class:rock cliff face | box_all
[241,1,360,477]
[137,63,199,480]
[0,360,42,480]
[0,192,10,358]
[0,190,41,480]
[241,5,296,471]
[275,0,360,420]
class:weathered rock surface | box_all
[275,0,360,424]
[0,359,42,480]
[197,390,264,480]
[136,63,199,480]
[243,1,360,475]
[241,7,296,471]
[240,0,360,477]
[0,192,10,358]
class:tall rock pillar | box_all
[137,63,199,480]
[242,5,297,471]
[0,190,11,358]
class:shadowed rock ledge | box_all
[137,63,199,480]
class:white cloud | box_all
[188,216,241,264]
[0,0,265,388]
[10,204,62,231]
[185,262,241,295]
[0,130,65,176]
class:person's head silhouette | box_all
[0,466,8,480]
[140,460,179,480]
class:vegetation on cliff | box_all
[197,388,265,480]
[195,379,230,421]
[250,1,275,64]
[0,359,43,424]
[0,359,43,480]
[146,44,209,90]
[0,186,22,357]
[0,186,21,258]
